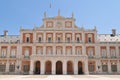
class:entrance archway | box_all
[45,61,52,74]
[78,61,83,74]
[67,61,73,74]
[56,61,63,74]
[35,61,40,74]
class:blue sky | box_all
[0,0,120,35]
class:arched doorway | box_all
[78,61,83,74]
[35,61,40,74]
[67,61,73,74]
[56,61,63,74]
[45,61,52,74]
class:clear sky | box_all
[0,0,120,35]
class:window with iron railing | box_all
[102,65,108,72]
[0,65,5,72]
[9,65,15,72]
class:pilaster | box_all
[74,59,78,74]
[52,60,56,74]
[41,60,45,74]
[63,60,67,74]
[108,60,111,73]
[5,61,9,73]
[84,59,89,75]
[29,60,34,74]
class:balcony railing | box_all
[0,56,6,58]
[10,56,16,58]
[24,56,30,59]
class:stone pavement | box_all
[0,75,120,80]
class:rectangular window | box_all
[67,38,70,43]
[26,37,30,43]
[77,37,80,43]
[111,65,117,72]
[9,65,15,72]
[102,65,108,72]
[89,64,94,72]
[88,37,92,43]
[0,65,6,72]
[48,37,51,43]
[23,65,29,73]
[38,37,41,43]
[58,37,61,43]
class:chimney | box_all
[4,30,8,36]
[112,29,116,36]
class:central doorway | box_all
[45,61,52,74]
[67,61,73,74]
[35,61,40,74]
[56,61,63,74]
[78,61,83,74]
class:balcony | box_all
[24,56,30,59]
[88,56,95,59]
[0,56,6,58]
[10,56,16,58]
[101,56,107,59]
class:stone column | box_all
[72,32,75,43]
[116,46,119,58]
[53,45,56,56]
[84,59,89,75]
[7,46,10,58]
[0,46,1,57]
[74,59,78,74]
[5,61,9,73]
[108,60,111,73]
[82,45,86,56]
[29,60,34,74]
[41,60,45,74]
[52,60,56,74]
[117,60,120,73]
[53,32,55,43]
[107,46,110,58]
[72,46,75,55]
[63,32,65,43]
[32,45,36,55]
[63,60,67,74]
[82,31,84,43]
[63,45,66,56]
[95,46,100,58]
[33,31,36,43]
[95,60,101,73]
[43,32,46,43]
[43,46,46,56]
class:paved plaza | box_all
[0,75,120,80]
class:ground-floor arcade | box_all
[29,56,89,75]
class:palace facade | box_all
[0,12,120,75]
